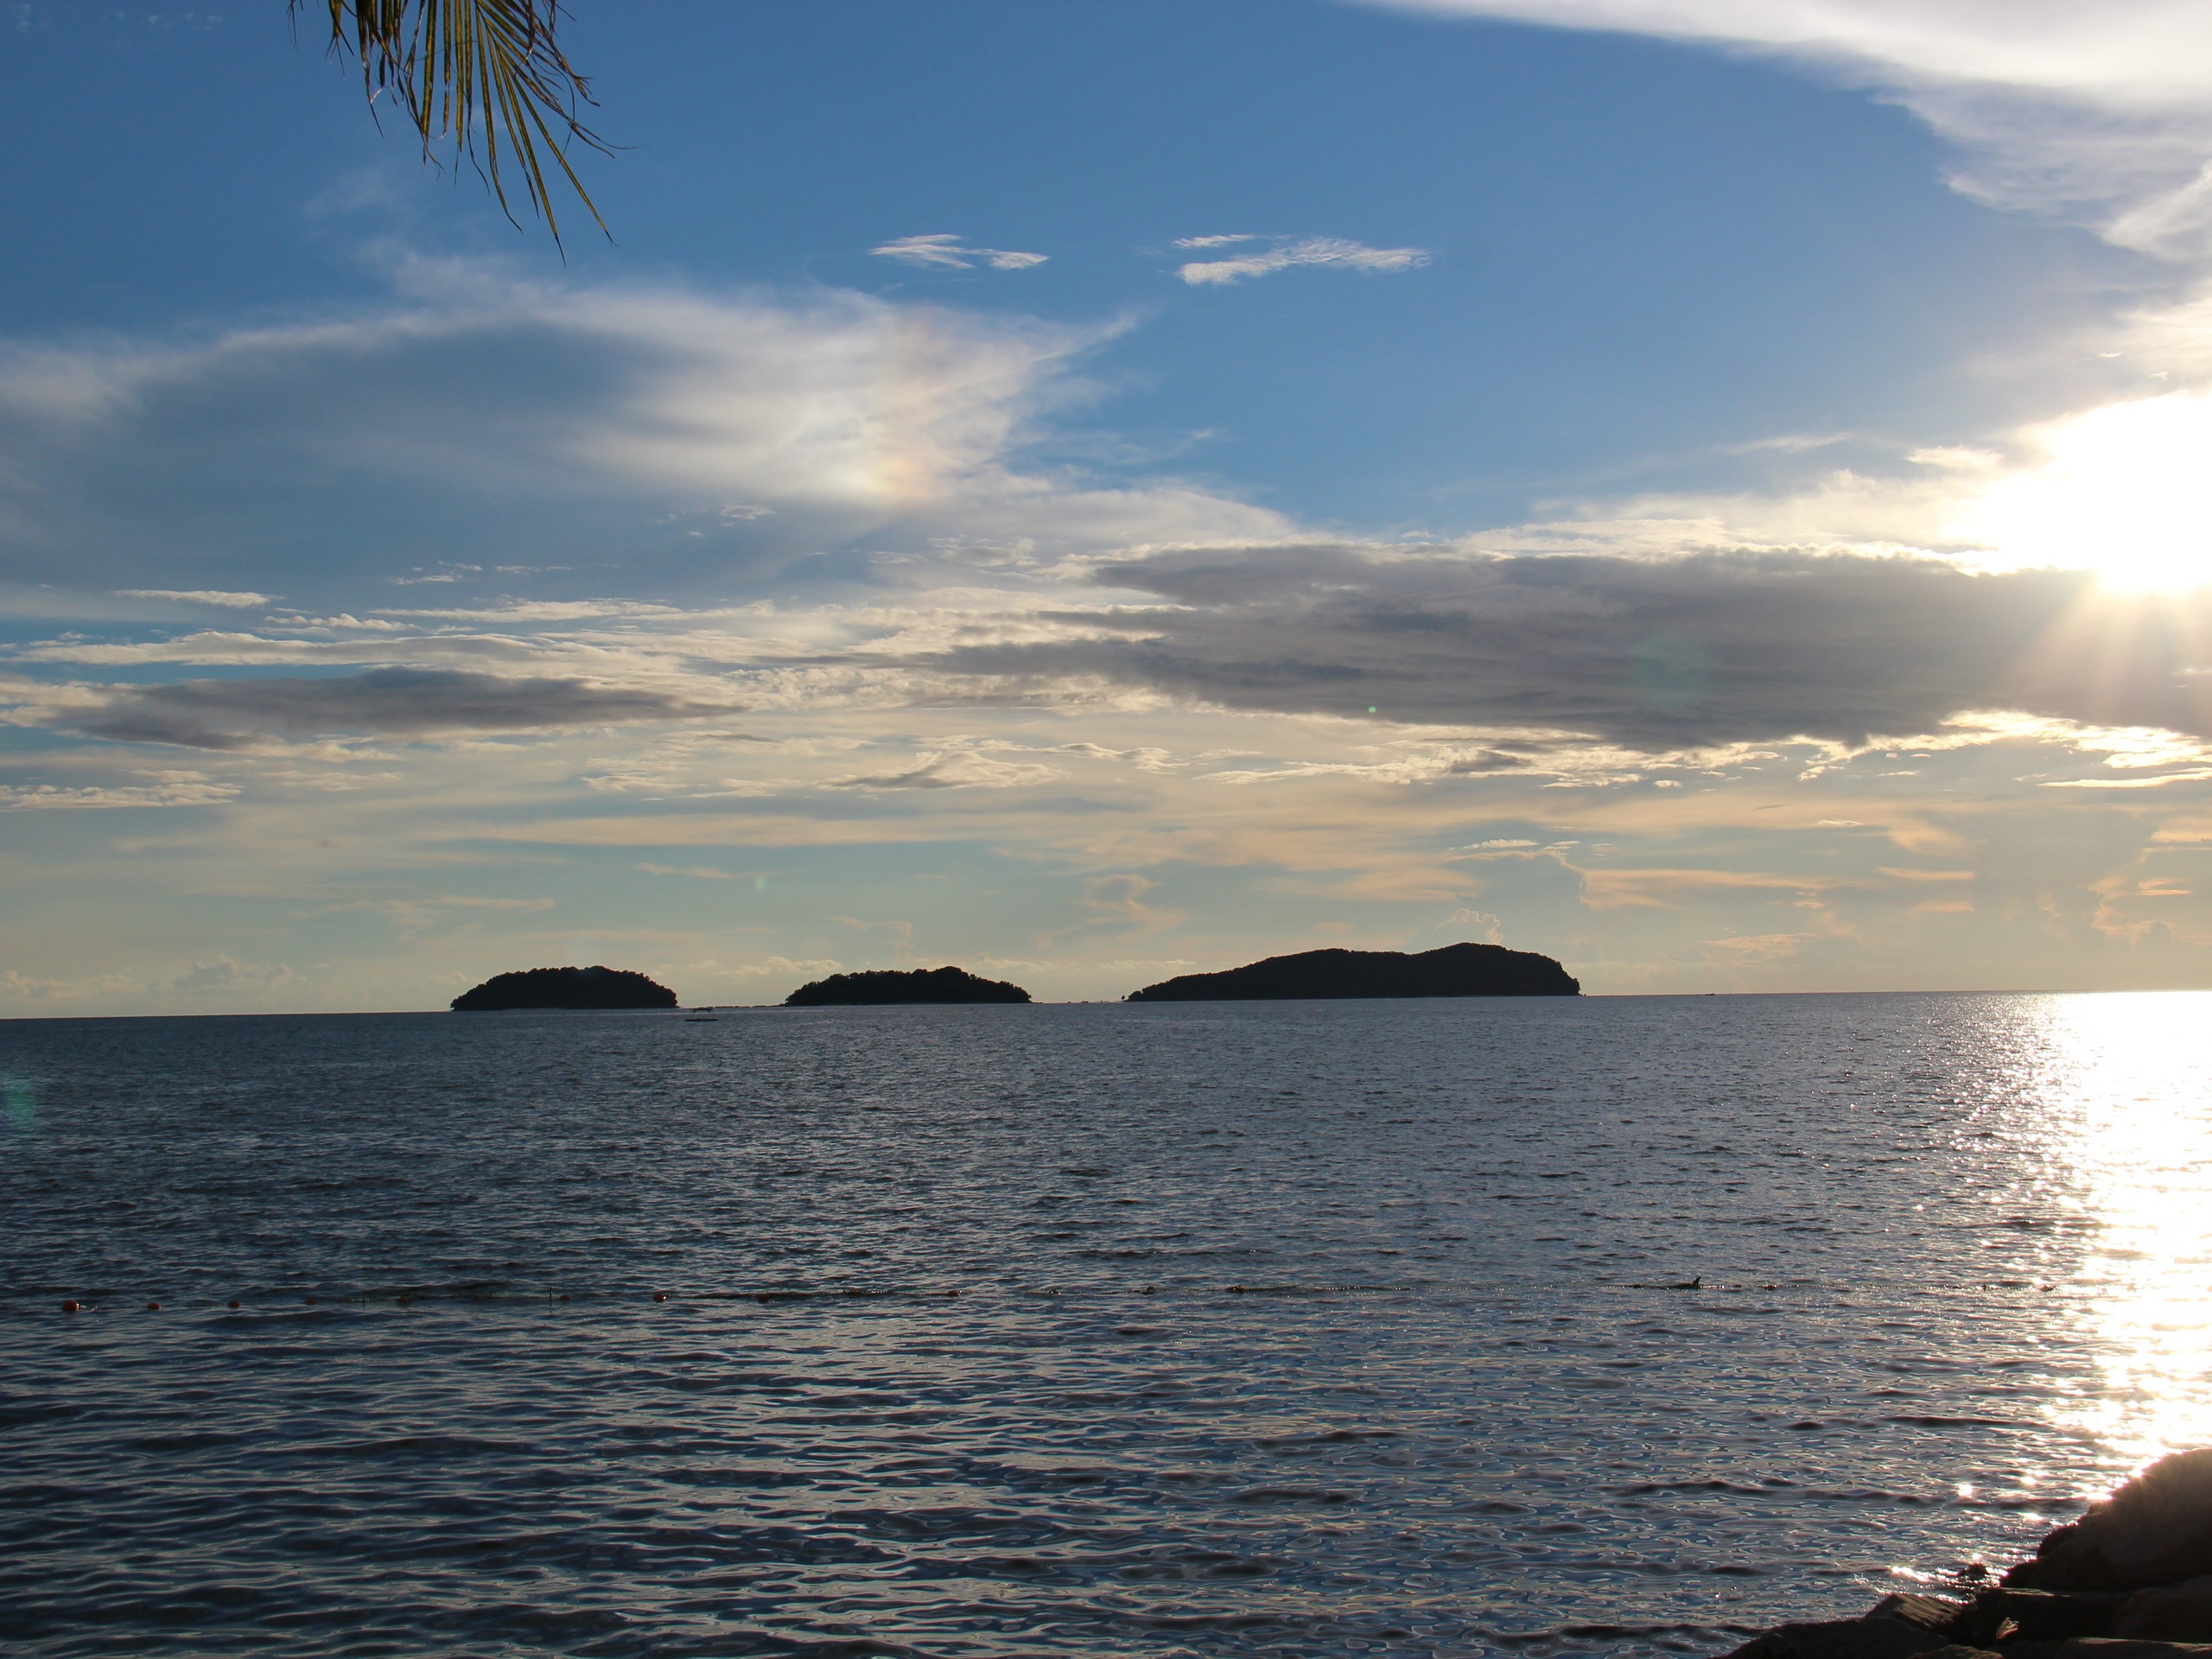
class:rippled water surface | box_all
[4,993,2211,1658]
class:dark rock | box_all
[783,966,1032,1007]
[1707,1449,2212,1659]
[1123,942,1580,1002]
[1874,1596,1969,1635]
[1721,1611,1961,1659]
[2013,1452,2212,1592]
[1955,1589,2120,1646]
[2118,1579,2212,1643]
[450,965,677,1012]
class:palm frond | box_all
[301,0,609,246]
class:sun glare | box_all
[1955,391,2212,592]
[2035,992,2212,1467]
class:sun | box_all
[1954,391,2212,592]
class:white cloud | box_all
[1499,387,2212,592]
[170,955,296,995]
[117,589,275,608]
[2045,768,2212,789]
[819,748,1068,791]
[1173,233,1261,249]
[0,265,1294,593]
[0,969,149,1001]
[1178,236,1433,285]
[700,956,842,980]
[1353,0,2212,258]
[870,233,1050,271]
[0,772,238,809]
[1359,0,2212,105]
[1441,906,1506,944]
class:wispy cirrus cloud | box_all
[117,589,276,609]
[870,233,1049,271]
[1175,235,1432,285]
[0,262,1287,601]
[820,747,1070,792]
[10,668,733,751]
[1352,0,2212,258]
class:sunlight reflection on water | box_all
[2037,992,2212,1479]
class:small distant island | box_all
[785,966,1032,1006]
[451,965,679,1012]
[1125,942,1580,1001]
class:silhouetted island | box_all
[784,966,1032,1006]
[1124,942,1580,1001]
[450,965,678,1012]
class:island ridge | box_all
[1125,943,1579,1001]
[784,966,1033,1006]
[450,966,679,1012]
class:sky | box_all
[4,0,2212,1013]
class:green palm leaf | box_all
[302,1,609,245]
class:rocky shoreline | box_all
[1726,1450,2212,1659]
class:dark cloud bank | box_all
[41,550,2212,755]
[68,669,725,750]
[938,547,2212,749]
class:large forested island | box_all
[450,965,679,1012]
[785,966,1032,1006]
[1125,943,1580,1001]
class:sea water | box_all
[3,993,2209,1658]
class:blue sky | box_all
[4,1,2212,1011]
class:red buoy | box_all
[228,1300,240,1309]
[61,1300,79,1313]
[652,1292,667,1302]
[147,1301,161,1311]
